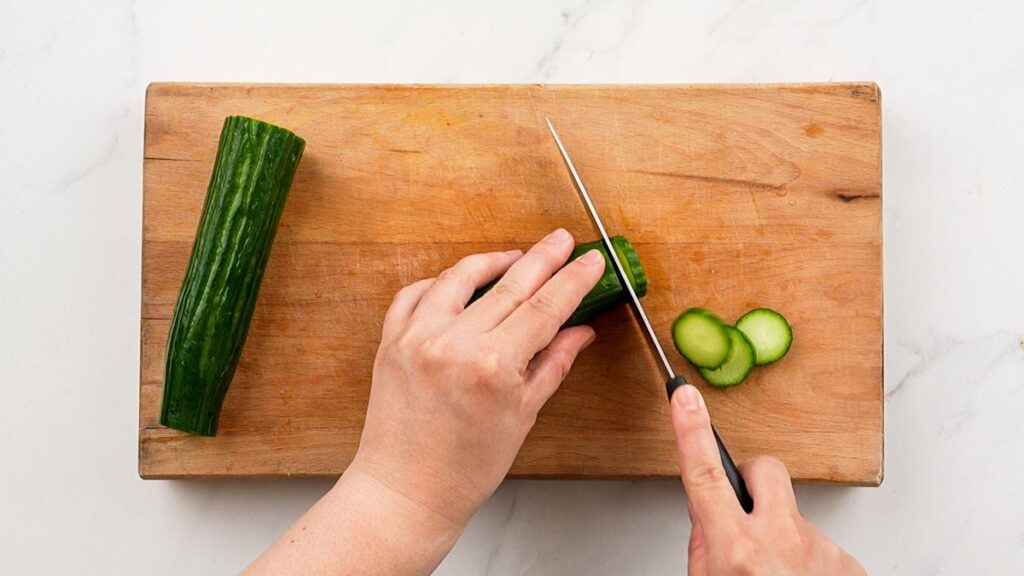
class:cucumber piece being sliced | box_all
[736,308,793,366]
[564,236,647,327]
[468,236,647,327]
[698,327,756,387]
[672,308,732,369]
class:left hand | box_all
[349,228,605,529]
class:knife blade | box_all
[545,118,677,382]
[545,118,754,513]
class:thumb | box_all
[522,325,596,411]
[670,384,743,530]
[687,506,708,576]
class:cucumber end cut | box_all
[672,308,732,369]
[611,236,647,298]
[160,410,220,437]
[697,326,756,388]
[735,307,793,366]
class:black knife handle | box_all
[666,376,754,514]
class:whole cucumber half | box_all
[161,116,305,436]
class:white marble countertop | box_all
[4,0,1023,573]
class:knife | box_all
[546,118,754,513]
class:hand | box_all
[352,228,605,528]
[246,229,605,576]
[670,384,866,575]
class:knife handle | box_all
[666,376,754,514]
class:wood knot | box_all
[849,84,880,101]
[833,189,880,203]
[803,123,824,138]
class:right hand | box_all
[670,384,866,575]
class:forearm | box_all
[244,464,465,576]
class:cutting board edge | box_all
[137,427,884,486]
[145,80,882,102]
[137,468,882,487]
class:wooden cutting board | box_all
[140,83,882,484]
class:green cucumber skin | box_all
[672,308,732,369]
[735,308,793,365]
[160,116,305,436]
[469,236,647,327]
[698,326,756,388]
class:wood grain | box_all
[140,83,882,484]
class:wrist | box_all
[347,444,489,527]
[335,458,468,559]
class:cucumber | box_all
[698,326,756,387]
[160,116,305,436]
[469,236,647,327]
[672,308,731,369]
[735,308,793,365]
[565,236,647,326]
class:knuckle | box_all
[724,536,758,572]
[531,348,573,384]
[490,280,527,304]
[389,288,404,305]
[392,330,417,353]
[448,254,482,278]
[387,331,420,364]
[784,511,806,536]
[418,336,454,367]
[550,349,574,379]
[440,253,491,283]
[436,266,459,281]
[744,455,790,481]
[761,455,790,475]
[823,538,846,563]
[525,292,563,322]
[778,515,812,557]
[470,348,508,379]
[392,282,418,303]
[544,345,578,380]
[459,252,490,270]
[685,461,728,490]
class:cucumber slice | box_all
[672,308,732,369]
[735,308,793,365]
[698,327,756,387]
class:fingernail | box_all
[675,385,702,412]
[505,249,523,257]
[544,228,570,244]
[577,249,603,265]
